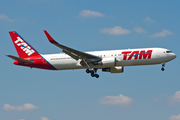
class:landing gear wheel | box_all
[90,70,94,74]
[86,69,90,73]
[95,74,99,78]
[161,63,165,71]
[91,73,95,77]
[86,69,100,78]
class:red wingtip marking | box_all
[44,30,57,44]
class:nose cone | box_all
[164,52,176,62]
[169,53,176,60]
[172,53,177,59]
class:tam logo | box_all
[14,37,35,56]
[122,50,153,60]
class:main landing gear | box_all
[86,69,99,78]
[161,63,165,71]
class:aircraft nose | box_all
[173,53,177,59]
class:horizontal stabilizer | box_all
[6,55,33,63]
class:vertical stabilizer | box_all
[9,31,40,58]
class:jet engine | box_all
[101,57,117,67]
[102,66,124,73]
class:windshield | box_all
[166,51,172,53]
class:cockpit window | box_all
[166,51,172,53]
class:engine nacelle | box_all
[101,57,116,67]
[102,66,124,73]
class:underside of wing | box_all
[44,30,102,64]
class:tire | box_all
[91,73,95,77]
[95,74,99,78]
[90,70,94,74]
[86,69,90,73]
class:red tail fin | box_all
[9,31,40,58]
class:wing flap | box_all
[44,30,102,62]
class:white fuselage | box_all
[42,48,176,70]
[8,31,177,78]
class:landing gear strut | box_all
[161,63,165,71]
[86,69,99,78]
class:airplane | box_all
[6,30,176,78]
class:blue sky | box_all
[1,0,180,120]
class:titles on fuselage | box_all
[121,50,153,60]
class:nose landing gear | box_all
[161,63,165,71]
[86,69,99,78]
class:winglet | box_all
[44,30,57,44]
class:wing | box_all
[44,30,102,63]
